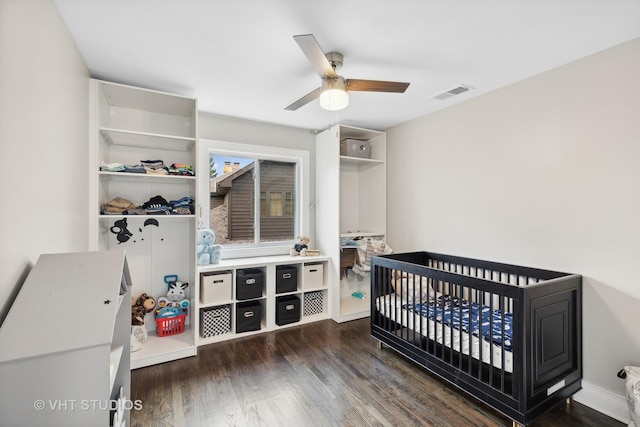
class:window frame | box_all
[198,139,310,259]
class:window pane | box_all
[209,155,255,245]
[285,192,294,216]
[260,192,266,216]
[269,192,283,216]
[259,160,295,242]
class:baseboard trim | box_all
[574,380,629,424]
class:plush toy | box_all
[156,275,190,310]
[290,235,310,256]
[197,228,222,265]
[131,293,155,352]
[131,293,156,325]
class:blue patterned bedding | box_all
[404,295,513,352]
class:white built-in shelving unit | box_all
[194,255,330,346]
[89,79,198,368]
[315,125,387,322]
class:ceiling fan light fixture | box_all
[320,77,349,111]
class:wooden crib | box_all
[370,251,582,427]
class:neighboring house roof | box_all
[210,162,255,196]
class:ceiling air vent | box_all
[430,84,474,101]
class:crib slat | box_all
[500,294,506,393]
[478,290,484,381]
[489,293,495,387]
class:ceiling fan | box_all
[285,34,410,111]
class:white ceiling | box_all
[54,0,640,132]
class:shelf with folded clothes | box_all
[99,159,196,185]
[99,127,196,152]
[98,214,195,220]
[98,171,196,182]
[100,195,195,217]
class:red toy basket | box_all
[155,313,187,337]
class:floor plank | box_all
[131,318,623,427]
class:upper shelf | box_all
[98,171,196,182]
[339,125,385,141]
[339,155,384,166]
[340,232,385,238]
[100,128,195,151]
[98,80,195,118]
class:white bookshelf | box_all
[89,79,198,368]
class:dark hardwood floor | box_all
[131,318,622,427]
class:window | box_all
[198,140,309,259]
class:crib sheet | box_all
[376,295,513,373]
[407,295,513,351]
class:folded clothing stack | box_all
[100,162,125,172]
[100,159,195,176]
[102,197,144,215]
[169,196,194,215]
[123,164,146,174]
[141,195,171,214]
[169,163,195,176]
[101,195,195,215]
[141,159,169,175]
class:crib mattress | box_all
[376,295,514,373]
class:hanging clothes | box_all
[352,237,393,276]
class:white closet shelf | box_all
[99,80,195,117]
[99,171,196,182]
[339,155,384,165]
[339,294,370,321]
[340,232,385,238]
[98,214,195,220]
[100,127,195,151]
[130,330,196,369]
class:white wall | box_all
[198,112,319,243]
[386,37,640,421]
[0,0,89,322]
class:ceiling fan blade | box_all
[346,79,410,93]
[293,34,337,79]
[284,87,322,111]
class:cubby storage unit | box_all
[0,251,132,427]
[89,79,198,368]
[195,255,330,346]
[316,125,387,322]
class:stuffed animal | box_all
[131,293,155,352]
[156,275,190,310]
[131,293,156,325]
[290,235,310,256]
[197,228,222,265]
